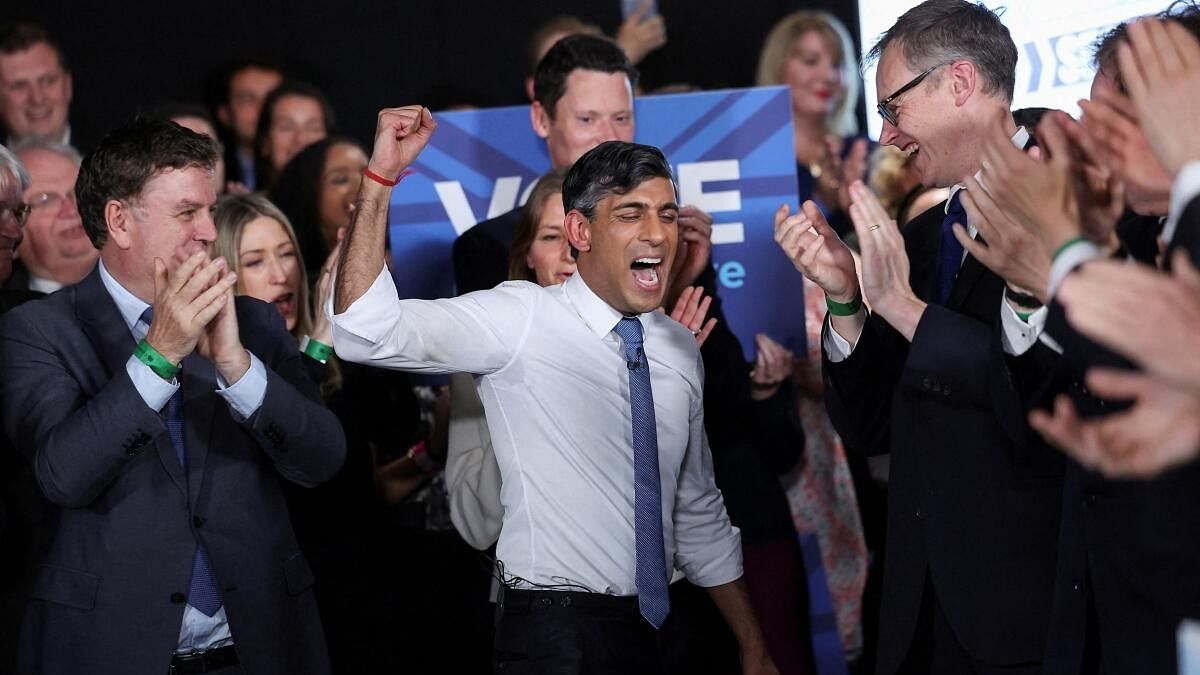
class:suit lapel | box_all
[74,268,187,495]
[180,352,219,510]
[947,252,989,311]
[904,203,946,303]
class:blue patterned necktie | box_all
[934,190,967,305]
[140,308,223,617]
[612,317,670,629]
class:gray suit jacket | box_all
[0,268,346,675]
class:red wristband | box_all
[362,167,413,187]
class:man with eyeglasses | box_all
[3,139,96,293]
[0,141,44,675]
[774,1,1064,673]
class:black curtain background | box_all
[2,0,862,148]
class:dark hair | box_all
[525,16,604,75]
[1093,2,1200,84]
[76,118,218,249]
[144,102,217,130]
[867,0,1017,102]
[252,80,336,189]
[223,59,286,103]
[269,136,361,281]
[563,141,676,222]
[533,34,639,119]
[509,169,569,282]
[0,21,67,70]
[1010,106,1054,149]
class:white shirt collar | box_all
[563,271,631,340]
[97,259,150,334]
[27,274,64,294]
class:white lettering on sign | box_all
[434,159,746,243]
[677,160,744,245]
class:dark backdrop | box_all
[2,0,861,148]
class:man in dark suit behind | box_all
[775,2,1066,672]
[451,35,639,294]
[0,118,345,675]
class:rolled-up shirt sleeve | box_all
[672,366,743,588]
[331,268,536,375]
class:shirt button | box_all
[193,516,205,529]
[922,378,932,391]
[915,508,923,519]
[1072,579,1082,592]
[170,592,186,604]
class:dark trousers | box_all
[494,588,674,675]
[899,576,1041,675]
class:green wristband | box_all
[826,292,863,317]
[134,339,180,381]
[301,336,334,364]
[1052,235,1087,262]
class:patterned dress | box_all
[781,276,869,656]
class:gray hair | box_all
[0,143,32,199]
[866,0,1017,102]
[10,137,83,165]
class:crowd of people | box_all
[0,0,1197,673]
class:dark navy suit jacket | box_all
[0,268,345,675]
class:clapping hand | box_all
[1057,251,1200,391]
[847,181,925,340]
[311,229,344,346]
[773,200,858,304]
[145,249,240,370]
[749,334,794,401]
[1030,368,1200,479]
[667,285,718,347]
[1118,18,1200,179]
[1078,86,1172,214]
[667,205,714,306]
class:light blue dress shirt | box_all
[98,260,268,651]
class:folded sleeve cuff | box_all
[126,354,179,412]
[216,353,267,421]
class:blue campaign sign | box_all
[388,85,805,356]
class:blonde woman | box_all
[757,11,869,236]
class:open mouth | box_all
[902,142,920,159]
[630,256,663,291]
[272,292,295,318]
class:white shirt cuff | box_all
[215,352,267,421]
[999,291,1047,356]
[1164,160,1200,246]
[126,354,179,412]
[821,314,862,363]
[1048,241,1104,299]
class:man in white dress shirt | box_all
[333,106,777,674]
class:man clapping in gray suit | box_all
[0,118,345,675]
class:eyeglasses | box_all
[876,63,947,127]
[0,201,32,226]
[28,190,77,212]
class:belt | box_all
[499,587,640,614]
[169,645,239,674]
